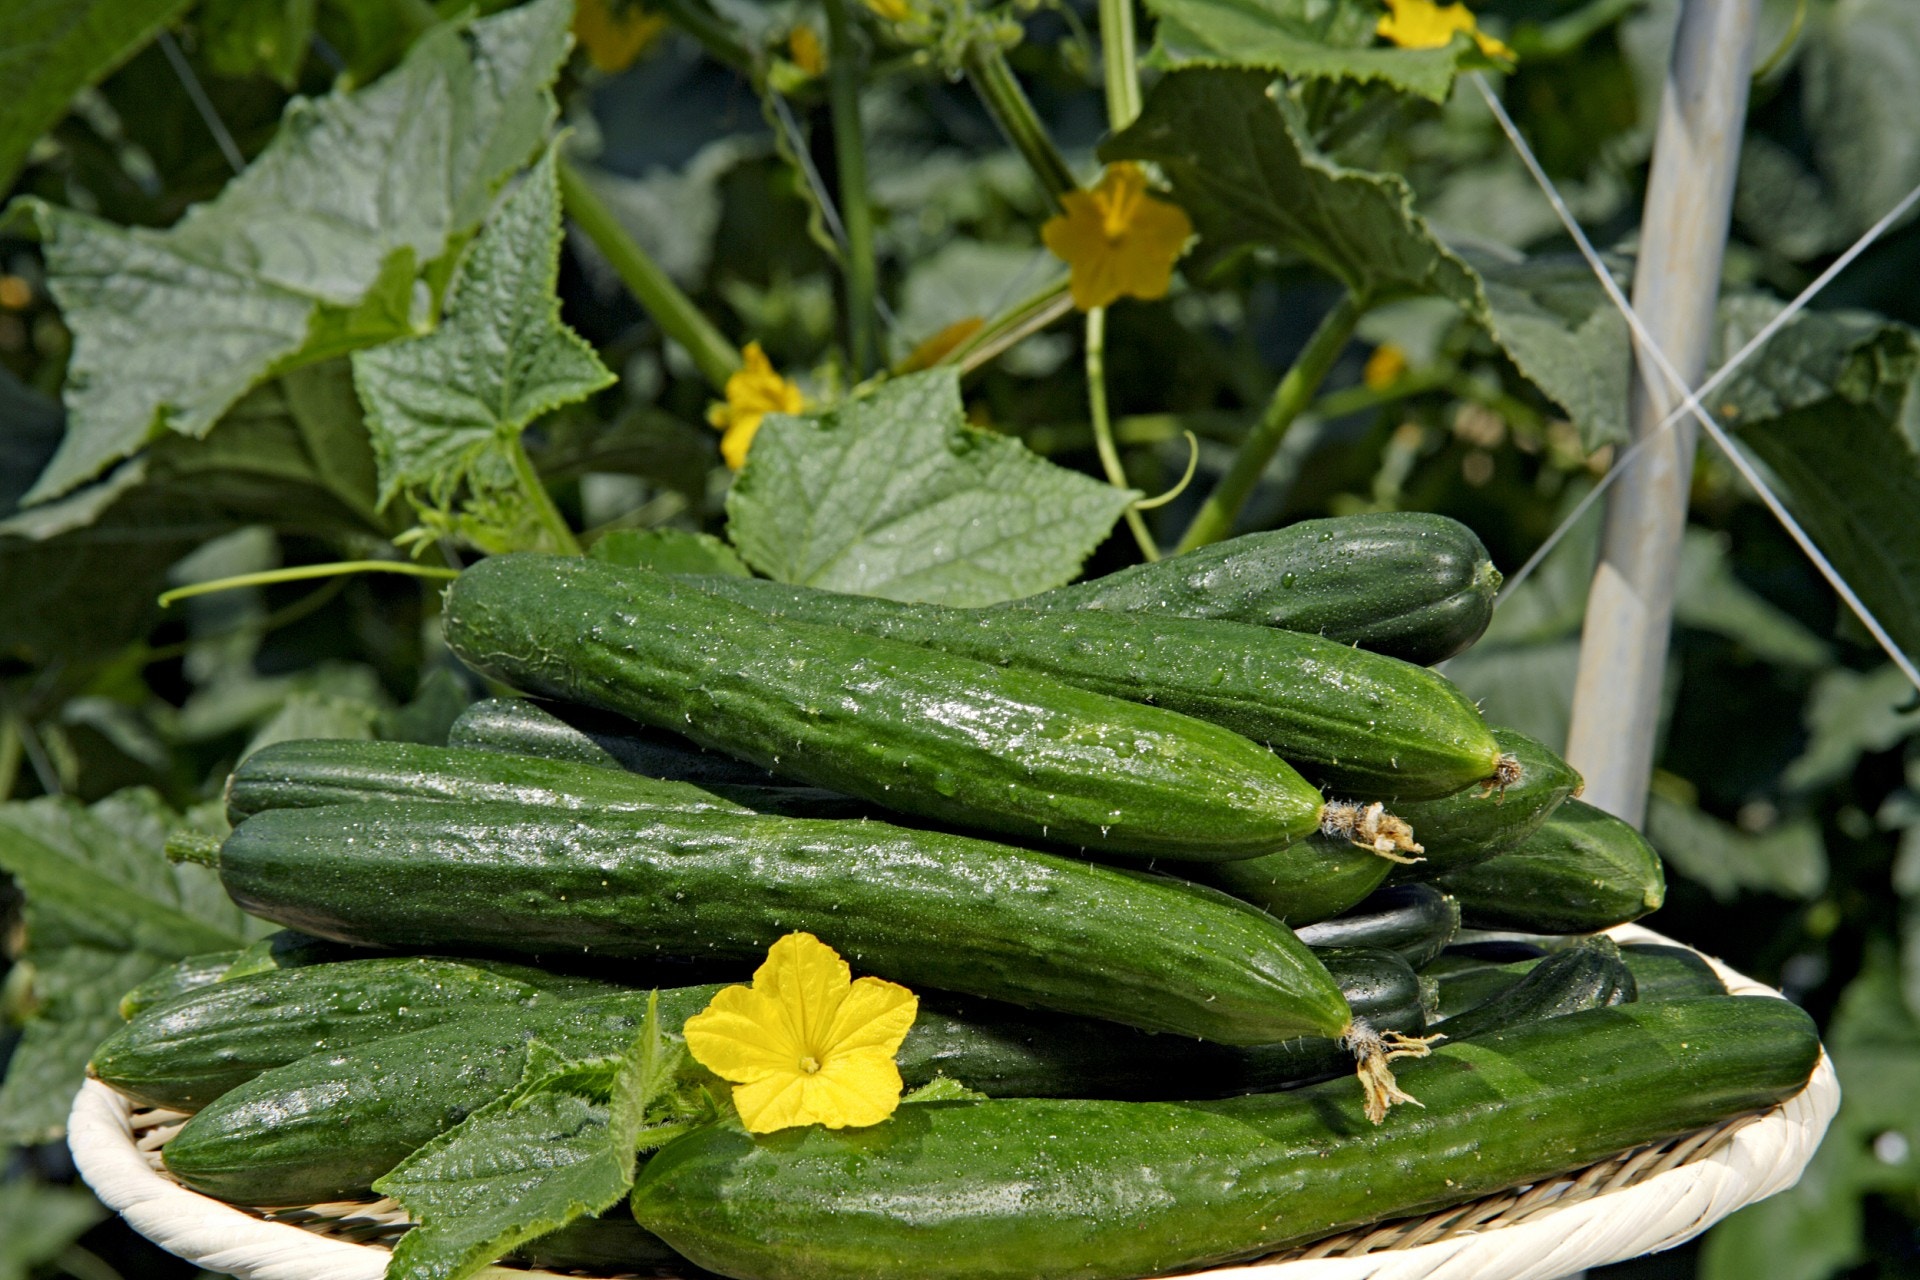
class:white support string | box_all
[157,32,246,176]
[1472,73,1920,691]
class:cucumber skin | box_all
[673,571,1502,801]
[448,697,783,786]
[1389,729,1584,880]
[1010,513,1500,666]
[1438,799,1667,933]
[92,958,587,1112]
[163,957,1412,1207]
[1428,938,1635,1043]
[117,950,245,1020]
[1185,838,1391,927]
[1296,883,1461,968]
[632,997,1821,1280]
[1432,943,1725,1021]
[216,801,1351,1046]
[444,554,1324,858]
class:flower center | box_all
[799,1054,822,1074]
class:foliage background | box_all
[2,0,1919,1277]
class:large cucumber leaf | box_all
[3,0,572,506]
[726,369,1136,605]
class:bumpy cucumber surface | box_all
[163,960,1402,1207]
[1389,729,1583,880]
[1438,799,1666,933]
[444,554,1326,857]
[674,570,1504,801]
[1180,838,1391,927]
[448,697,783,786]
[226,738,753,824]
[1296,883,1460,968]
[117,950,245,1020]
[632,997,1821,1280]
[1009,512,1500,665]
[1432,942,1724,1021]
[211,801,1350,1046]
[1428,937,1635,1042]
[92,957,603,1112]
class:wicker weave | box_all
[68,924,1840,1280]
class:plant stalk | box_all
[1098,0,1142,130]
[963,40,1078,207]
[1176,292,1366,553]
[1086,308,1158,560]
[649,0,755,71]
[558,158,742,391]
[824,0,880,374]
[157,561,460,608]
[508,435,584,555]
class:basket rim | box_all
[68,923,1840,1280]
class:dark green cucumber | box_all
[118,950,246,1020]
[444,554,1328,858]
[632,997,1822,1280]
[1008,512,1501,665]
[448,696,784,786]
[1296,883,1460,968]
[1428,937,1635,1042]
[162,953,1420,1207]
[1389,729,1584,879]
[1179,838,1392,927]
[225,738,754,824]
[91,957,613,1112]
[1432,942,1725,1020]
[672,570,1505,801]
[207,801,1352,1046]
[121,931,369,1017]
[1437,799,1666,933]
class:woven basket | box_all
[69,923,1839,1280]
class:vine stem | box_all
[557,157,742,391]
[1176,292,1367,553]
[963,40,1078,207]
[157,561,460,608]
[1098,0,1142,130]
[508,434,583,555]
[1086,308,1158,560]
[824,0,879,374]
[0,715,20,803]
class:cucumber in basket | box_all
[1387,728,1584,878]
[632,997,1822,1280]
[448,695,782,785]
[1003,511,1501,666]
[663,566,1509,801]
[1178,836,1394,927]
[92,957,613,1111]
[1296,883,1461,968]
[442,553,1360,859]
[161,954,1423,1207]
[1436,799,1667,933]
[190,801,1355,1047]
[1426,936,1636,1042]
[1432,941,1724,1021]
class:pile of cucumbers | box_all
[90,512,1821,1280]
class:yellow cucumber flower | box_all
[1363,343,1409,390]
[866,0,912,22]
[574,0,669,74]
[1041,163,1194,312]
[788,25,826,78]
[683,932,919,1133]
[1376,0,1514,60]
[707,341,805,469]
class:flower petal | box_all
[753,932,854,1055]
[822,975,918,1058]
[683,983,802,1083]
[803,1050,905,1128]
[732,1073,816,1134]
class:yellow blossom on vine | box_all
[573,0,669,74]
[707,342,805,469]
[1376,0,1514,61]
[1042,163,1194,312]
[1363,343,1409,390]
[788,25,826,78]
[865,0,912,22]
[683,933,919,1134]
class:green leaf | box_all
[1643,792,1828,901]
[198,0,318,88]
[0,0,193,191]
[726,370,1135,606]
[902,1075,988,1104]
[380,669,476,747]
[1800,0,1920,246]
[352,146,615,508]
[1145,0,1484,102]
[0,945,163,1146]
[0,1178,107,1280]
[1674,529,1832,668]
[1469,250,1631,449]
[589,529,751,577]
[1780,665,1920,794]
[6,0,573,504]
[375,996,688,1280]
[1102,70,1487,314]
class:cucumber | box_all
[448,696,784,786]
[1007,512,1500,665]
[202,801,1353,1046]
[225,738,753,824]
[1432,942,1724,1021]
[117,950,245,1020]
[631,996,1822,1280]
[162,956,1410,1207]
[1178,838,1391,927]
[443,553,1333,858]
[1428,937,1635,1042]
[671,569,1505,801]
[1388,729,1583,880]
[1296,883,1460,968]
[1436,799,1666,933]
[92,958,597,1112]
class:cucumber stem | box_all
[1343,1019,1444,1124]
[1086,307,1159,560]
[963,40,1078,208]
[1319,800,1423,863]
[824,0,880,375]
[165,830,223,868]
